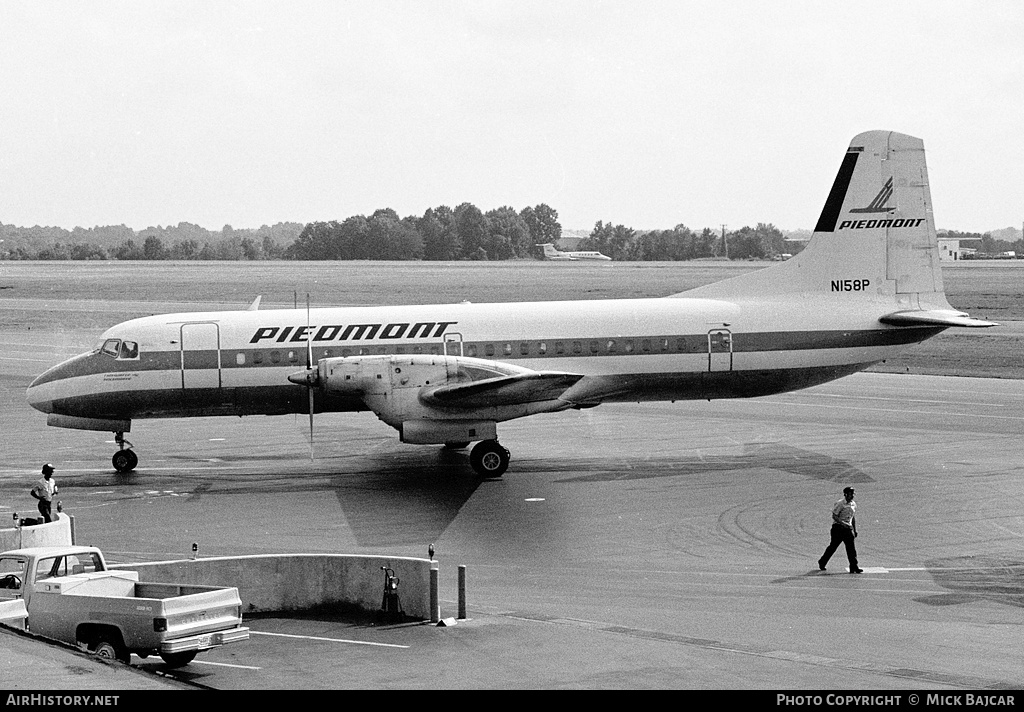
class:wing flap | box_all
[421,372,584,408]
[879,310,998,328]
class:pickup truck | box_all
[0,545,248,667]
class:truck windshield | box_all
[34,552,104,580]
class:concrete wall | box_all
[111,554,434,620]
[0,516,74,552]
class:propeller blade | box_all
[306,293,314,462]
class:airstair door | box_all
[708,328,733,372]
[180,322,222,390]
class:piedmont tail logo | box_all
[840,176,924,230]
[851,177,894,213]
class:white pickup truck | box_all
[0,545,249,667]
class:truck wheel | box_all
[92,639,130,664]
[159,651,197,668]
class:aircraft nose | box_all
[26,351,93,414]
[26,368,57,413]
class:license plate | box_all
[198,634,213,648]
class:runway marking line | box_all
[250,630,409,649]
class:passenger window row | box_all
[233,338,691,365]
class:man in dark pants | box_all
[818,486,862,573]
[30,463,59,523]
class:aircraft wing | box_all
[420,371,585,409]
[879,310,998,328]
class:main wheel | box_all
[159,651,198,668]
[470,440,510,478]
[112,449,138,474]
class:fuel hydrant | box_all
[379,567,404,624]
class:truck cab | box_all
[0,546,106,606]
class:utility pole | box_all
[721,224,729,259]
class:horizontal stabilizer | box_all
[422,371,584,408]
[879,310,998,328]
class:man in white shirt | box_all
[30,463,59,523]
[818,486,862,573]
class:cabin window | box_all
[572,341,582,354]
[660,338,670,351]
[466,344,478,357]
[485,343,495,357]
[538,342,547,355]
[624,340,634,353]
[589,340,599,354]
[253,351,264,364]
[555,341,564,355]
[118,341,139,360]
[236,353,246,365]
[287,350,298,362]
[606,339,616,353]
[270,351,281,364]
[519,342,530,356]
[503,343,513,356]
[641,339,651,352]
[100,339,120,358]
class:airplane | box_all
[26,130,996,478]
[536,243,612,261]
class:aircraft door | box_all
[180,322,222,389]
[707,328,733,372]
[443,333,464,357]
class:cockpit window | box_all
[99,338,139,359]
[101,339,121,357]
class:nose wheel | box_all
[112,432,138,473]
[470,440,510,478]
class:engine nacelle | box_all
[313,354,531,430]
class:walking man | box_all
[818,486,862,573]
[30,464,59,523]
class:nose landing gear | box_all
[112,432,138,474]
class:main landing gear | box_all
[111,431,138,474]
[469,439,510,479]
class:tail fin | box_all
[676,131,993,326]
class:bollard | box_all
[458,565,466,619]
[430,566,439,624]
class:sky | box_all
[1,1,1022,234]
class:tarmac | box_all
[0,624,194,690]
[1,372,1023,690]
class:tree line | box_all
[6,204,1016,262]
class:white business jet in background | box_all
[536,243,612,261]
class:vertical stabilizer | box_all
[676,131,952,310]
